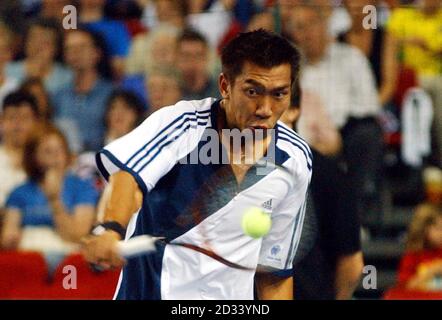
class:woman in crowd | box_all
[1,124,98,268]
[6,18,72,95]
[398,203,442,291]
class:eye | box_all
[246,88,258,96]
[273,91,288,99]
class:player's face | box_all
[219,61,292,132]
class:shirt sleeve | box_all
[73,177,99,207]
[5,187,25,211]
[96,102,212,195]
[257,157,311,276]
[107,22,131,57]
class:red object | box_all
[0,251,49,299]
[217,20,243,55]
[397,248,442,285]
[394,66,418,108]
[0,251,121,299]
[124,19,148,38]
[384,287,442,300]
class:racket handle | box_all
[117,235,162,258]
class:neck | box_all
[74,69,98,93]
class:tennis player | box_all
[82,29,312,300]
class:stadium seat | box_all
[0,251,49,299]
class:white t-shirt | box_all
[0,146,26,207]
[301,42,380,129]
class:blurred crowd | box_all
[0,0,441,299]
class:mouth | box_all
[248,125,269,131]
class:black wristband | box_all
[91,221,126,239]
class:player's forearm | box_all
[103,170,143,228]
[255,273,293,300]
[335,251,364,300]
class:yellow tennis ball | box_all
[242,207,272,239]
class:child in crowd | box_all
[398,203,442,291]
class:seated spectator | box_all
[176,29,219,100]
[398,203,442,291]
[35,0,72,23]
[246,10,276,32]
[1,124,98,269]
[139,0,188,30]
[19,77,53,121]
[0,91,40,208]
[387,0,442,168]
[0,22,18,109]
[103,89,146,145]
[6,18,73,95]
[145,66,183,114]
[289,3,384,229]
[281,81,363,300]
[125,23,179,77]
[79,0,132,80]
[52,28,114,153]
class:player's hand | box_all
[81,230,125,270]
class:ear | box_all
[218,73,230,100]
[286,108,301,124]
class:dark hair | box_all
[26,17,63,62]
[290,78,302,109]
[3,90,39,116]
[19,77,53,120]
[23,123,71,182]
[221,29,300,84]
[66,26,113,80]
[104,89,146,128]
[178,28,208,46]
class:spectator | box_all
[0,22,18,108]
[125,23,179,76]
[281,81,363,300]
[103,89,146,145]
[139,0,188,30]
[1,124,98,269]
[39,0,72,23]
[398,203,442,291]
[340,0,399,107]
[79,0,132,80]
[19,77,53,121]
[176,29,219,100]
[52,28,114,153]
[289,3,384,229]
[0,91,40,208]
[6,18,73,95]
[387,0,442,168]
[246,10,276,32]
[145,66,183,114]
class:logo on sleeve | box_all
[267,244,283,262]
[261,199,273,211]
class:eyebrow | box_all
[244,79,290,92]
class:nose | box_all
[255,96,273,119]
